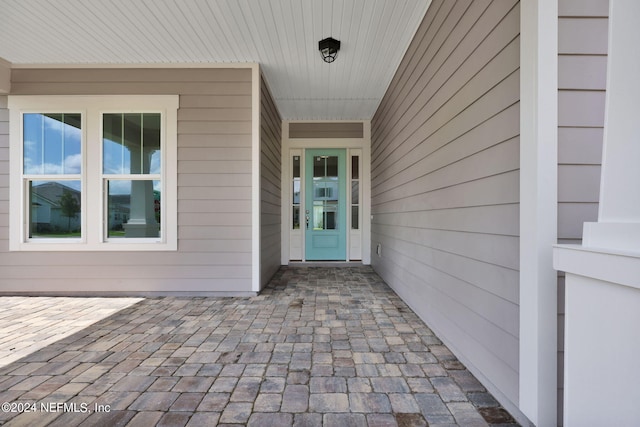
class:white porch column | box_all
[124,180,158,237]
[519,0,558,425]
[554,1,640,425]
[583,0,640,248]
[123,146,158,238]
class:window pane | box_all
[351,156,359,179]
[107,180,161,238]
[293,178,300,204]
[292,205,300,229]
[312,201,337,230]
[313,179,338,201]
[293,156,300,178]
[23,113,81,174]
[313,156,325,177]
[351,205,359,230]
[326,203,337,229]
[103,113,161,175]
[326,156,338,177]
[29,180,81,238]
[103,113,129,174]
[351,181,359,204]
[313,203,322,229]
[292,155,301,230]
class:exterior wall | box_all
[2,68,255,294]
[558,0,608,246]
[260,74,282,289]
[557,0,608,423]
[370,0,521,416]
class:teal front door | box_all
[305,149,347,260]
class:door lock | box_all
[305,215,310,229]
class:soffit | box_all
[0,0,430,120]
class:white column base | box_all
[123,221,159,238]
[583,222,640,253]
[554,245,640,427]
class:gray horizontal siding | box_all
[557,6,607,245]
[371,0,521,414]
[2,68,254,293]
[260,74,282,289]
[557,1,608,423]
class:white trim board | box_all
[10,62,260,69]
[281,120,372,266]
[519,1,558,426]
[251,64,261,293]
[8,94,179,252]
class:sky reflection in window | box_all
[23,113,81,175]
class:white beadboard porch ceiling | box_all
[0,0,431,120]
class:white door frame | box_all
[281,120,371,265]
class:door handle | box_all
[306,215,310,229]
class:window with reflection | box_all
[23,113,82,239]
[9,95,178,251]
[103,113,162,238]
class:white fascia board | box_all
[10,62,259,69]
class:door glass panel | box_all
[305,149,346,261]
[313,202,324,229]
[313,156,325,177]
[326,156,338,177]
[312,155,339,230]
[325,203,337,229]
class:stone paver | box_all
[0,297,143,368]
[0,267,518,426]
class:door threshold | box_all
[288,261,363,268]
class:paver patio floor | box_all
[0,297,143,369]
[0,266,518,426]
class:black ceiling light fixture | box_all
[318,37,341,63]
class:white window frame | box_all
[348,148,362,260]
[9,95,178,251]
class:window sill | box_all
[11,240,177,252]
